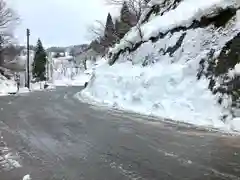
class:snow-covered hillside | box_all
[81,0,240,132]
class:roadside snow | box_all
[18,82,55,94]
[0,76,16,96]
[80,11,239,132]
[3,153,21,169]
[81,60,229,130]
[22,174,31,180]
[0,134,22,171]
[0,74,55,96]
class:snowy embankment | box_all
[0,75,17,95]
[0,74,55,96]
[81,59,231,130]
[22,174,31,180]
[81,0,240,132]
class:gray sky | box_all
[9,0,118,47]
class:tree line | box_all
[89,0,150,54]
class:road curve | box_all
[0,87,240,180]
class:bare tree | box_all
[87,20,105,41]
[0,0,19,66]
[0,0,19,41]
[87,18,121,54]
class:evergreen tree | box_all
[118,1,135,39]
[103,13,116,47]
[121,1,132,25]
[32,39,47,81]
[114,20,121,42]
[104,13,115,37]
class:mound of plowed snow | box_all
[0,75,16,95]
[81,0,240,132]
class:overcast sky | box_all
[9,0,118,47]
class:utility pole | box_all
[26,29,30,89]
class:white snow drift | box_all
[81,0,240,132]
[0,75,17,95]
[22,174,31,180]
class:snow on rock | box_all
[80,0,240,131]
[110,0,235,55]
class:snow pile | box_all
[1,152,22,170]
[82,60,229,129]
[18,82,55,94]
[0,135,21,171]
[80,0,240,131]
[0,75,17,95]
[0,74,55,96]
[22,174,31,180]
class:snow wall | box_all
[82,0,240,131]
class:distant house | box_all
[49,49,74,60]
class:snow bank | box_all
[22,174,31,180]
[0,135,22,171]
[18,82,55,94]
[80,0,240,131]
[0,75,17,96]
[82,60,230,129]
[0,74,55,96]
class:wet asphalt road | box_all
[0,87,240,180]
